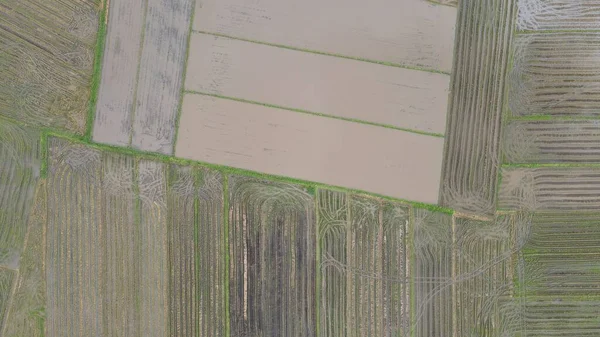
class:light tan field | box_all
[93,0,146,147]
[175,94,444,204]
[93,0,194,154]
[194,0,456,73]
[185,34,450,134]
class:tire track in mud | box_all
[503,120,600,163]
[317,189,410,337]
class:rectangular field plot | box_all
[516,213,600,336]
[176,94,444,204]
[45,137,228,337]
[93,0,146,147]
[3,181,46,337]
[499,167,600,211]
[519,213,600,297]
[168,165,226,337]
[522,300,600,337]
[102,153,139,336]
[0,122,41,268]
[194,0,456,73]
[0,0,99,133]
[503,120,600,163]
[185,33,450,135]
[454,215,517,336]
[228,177,315,336]
[138,160,169,337]
[317,190,410,337]
[412,209,453,337]
[509,34,600,117]
[439,0,516,215]
[46,138,105,337]
[517,0,600,31]
[131,0,194,154]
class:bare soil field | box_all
[0,122,40,268]
[131,0,194,154]
[0,0,99,133]
[138,160,169,337]
[176,94,444,204]
[102,153,138,336]
[44,138,230,337]
[228,177,315,336]
[196,170,226,336]
[167,164,198,337]
[509,33,600,117]
[167,164,226,336]
[499,167,600,210]
[185,33,450,135]
[454,215,515,336]
[194,0,456,73]
[412,209,453,337]
[46,138,104,336]
[439,0,516,215]
[3,181,46,337]
[318,189,410,337]
[93,0,146,147]
[503,120,600,163]
[517,0,600,31]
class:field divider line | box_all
[425,0,457,8]
[85,2,109,142]
[42,130,454,214]
[183,90,446,138]
[191,30,452,76]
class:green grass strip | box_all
[425,0,457,8]
[184,91,445,138]
[85,3,109,142]
[223,175,231,337]
[192,30,451,76]
[39,131,48,179]
[42,130,454,214]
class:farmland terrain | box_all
[1,0,600,336]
